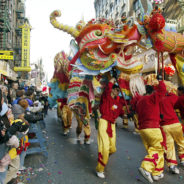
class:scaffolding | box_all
[0,0,11,49]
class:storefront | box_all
[0,60,18,83]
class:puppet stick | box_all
[112,68,130,114]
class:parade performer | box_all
[57,99,73,136]
[96,78,124,179]
[130,92,142,133]
[75,113,91,144]
[136,76,166,183]
[159,92,184,175]
[174,86,184,125]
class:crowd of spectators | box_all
[0,81,48,184]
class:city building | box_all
[94,0,184,31]
[29,58,47,90]
[0,0,31,83]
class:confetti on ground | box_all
[16,167,38,183]
[36,168,44,172]
[48,172,51,176]
[58,171,62,174]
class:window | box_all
[105,10,108,18]
[110,3,113,13]
[115,12,119,17]
[134,0,139,11]
[121,12,126,18]
[121,4,125,12]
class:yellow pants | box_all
[61,105,72,131]
[75,114,91,140]
[57,102,62,118]
[96,118,116,172]
[139,128,164,176]
[162,123,184,166]
[133,114,139,132]
[122,106,129,128]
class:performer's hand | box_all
[0,130,5,137]
[110,78,116,83]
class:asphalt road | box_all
[23,109,184,184]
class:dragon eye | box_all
[95,30,102,36]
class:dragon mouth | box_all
[116,44,143,70]
[117,56,143,69]
[79,37,107,52]
[92,47,110,61]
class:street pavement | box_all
[23,109,184,184]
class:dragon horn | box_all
[50,10,80,38]
[146,0,153,15]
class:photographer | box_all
[18,99,43,124]
[25,89,34,107]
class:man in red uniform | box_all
[130,92,142,133]
[174,86,184,125]
[96,78,124,179]
[160,92,184,174]
[136,77,166,183]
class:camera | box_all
[25,111,44,124]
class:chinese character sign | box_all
[21,23,31,68]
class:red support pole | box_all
[161,52,164,81]
[114,77,130,114]
[157,52,160,74]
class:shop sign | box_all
[0,50,13,60]
[21,23,31,68]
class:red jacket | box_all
[174,94,184,119]
[130,93,142,112]
[100,82,124,123]
[136,81,166,129]
[160,93,179,126]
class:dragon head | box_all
[50,10,144,75]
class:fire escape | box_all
[14,2,25,67]
[0,0,11,49]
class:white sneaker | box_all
[152,173,164,181]
[84,139,91,145]
[96,171,105,179]
[138,167,153,183]
[63,129,69,136]
[169,165,180,174]
[76,135,80,141]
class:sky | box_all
[25,0,95,81]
